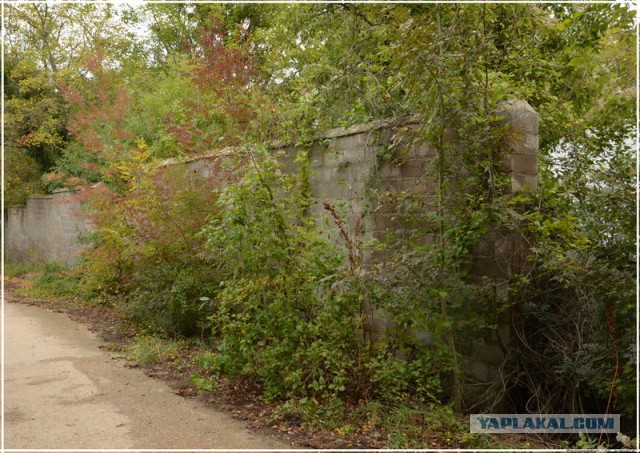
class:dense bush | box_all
[201,148,362,401]
[79,144,227,336]
[511,179,636,420]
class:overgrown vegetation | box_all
[11,262,81,301]
[5,2,635,448]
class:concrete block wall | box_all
[275,100,539,267]
[498,99,540,192]
[274,116,439,259]
[463,100,540,396]
[275,101,539,396]
[4,150,238,267]
[6,102,537,269]
[5,189,90,266]
[5,101,539,398]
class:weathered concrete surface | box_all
[5,189,90,266]
[4,302,291,450]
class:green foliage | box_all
[512,179,636,419]
[275,396,346,430]
[202,148,359,401]
[5,146,44,206]
[78,142,224,336]
[364,400,461,448]
[4,262,44,278]
[4,58,68,173]
[190,373,219,393]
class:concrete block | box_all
[373,213,392,231]
[461,357,489,382]
[380,178,418,195]
[409,143,433,158]
[397,178,421,193]
[378,162,400,179]
[505,133,537,155]
[319,165,340,183]
[525,133,539,154]
[364,308,394,342]
[399,159,426,178]
[510,154,537,175]
[473,237,494,256]
[352,162,374,182]
[373,197,401,215]
[500,154,513,172]
[313,182,346,199]
[494,322,511,346]
[336,162,356,180]
[323,151,342,167]
[471,255,512,280]
[472,342,505,366]
[309,154,324,168]
[342,146,366,163]
[330,133,371,152]
[497,99,540,134]
[511,172,538,192]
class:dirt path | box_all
[4,301,292,450]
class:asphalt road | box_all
[4,301,291,450]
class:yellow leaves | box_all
[114,163,132,179]
[135,136,147,150]
[112,137,155,187]
[133,137,153,162]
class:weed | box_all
[4,262,44,278]
[364,400,462,448]
[274,396,345,430]
[14,262,80,300]
[189,373,218,393]
[124,335,187,366]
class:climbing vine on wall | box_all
[5,2,636,439]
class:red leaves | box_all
[18,132,37,147]
[58,51,132,161]
[165,120,213,155]
[187,20,256,92]
[161,18,258,152]
[85,48,108,76]
[63,176,88,188]
[44,171,67,181]
[57,80,83,106]
[323,201,364,270]
[75,129,103,153]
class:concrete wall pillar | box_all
[498,99,540,193]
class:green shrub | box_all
[4,262,43,278]
[202,148,360,401]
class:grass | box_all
[360,399,463,448]
[4,261,45,278]
[12,262,81,301]
[124,334,188,365]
